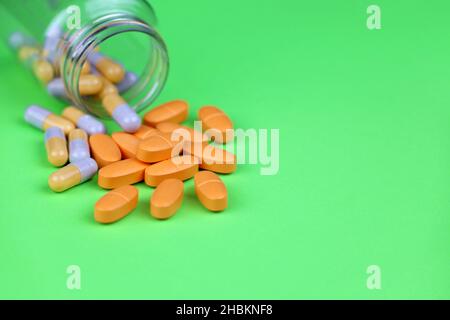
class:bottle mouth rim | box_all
[60,14,169,117]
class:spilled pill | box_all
[25,105,75,134]
[198,106,234,143]
[102,94,141,133]
[156,122,208,145]
[136,132,176,163]
[94,185,138,224]
[45,127,68,167]
[194,171,228,212]
[69,129,90,163]
[32,59,54,84]
[183,144,237,174]
[48,158,98,192]
[155,122,182,134]
[88,52,125,83]
[145,155,198,187]
[143,100,188,126]
[18,46,39,62]
[47,78,68,100]
[98,158,149,189]
[8,32,36,51]
[133,125,159,140]
[150,179,184,220]
[89,134,122,168]
[62,106,106,135]
[111,132,140,159]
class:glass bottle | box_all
[0,0,169,119]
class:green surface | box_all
[0,0,449,299]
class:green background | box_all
[0,0,449,299]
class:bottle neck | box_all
[60,14,169,117]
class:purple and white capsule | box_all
[88,52,125,83]
[43,23,63,63]
[48,158,98,192]
[112,103,141,133]
[47,78,69,100]
[24,105,75,134]
[68,129,90,163]
[9,32,36,50]
[116,71,138,93]
[62,106,106,135]
[45,127,68,167]
[103,95,141,133]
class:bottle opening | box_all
[61,14,169,118]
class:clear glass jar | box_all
[0,0,169,118]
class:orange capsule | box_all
[111,132,140,158]
[45,127,68,167]
[194,171,228,212]
[150,179,184,220]
[183,144,237,174]
[145,155,198,187]
[88,52,125,83]
[133,125,159,140]
[32,59,54,84]
[78,74,103,95]
[89,134,122,168]
[136,132,176,163]
[97,76,119,99]
[94,185,138,224]
[143,100,188,126]
[98,158,149,189]
[80,62,91,75]
[198,106,234,144]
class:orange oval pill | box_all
[133,125,159,140]
[111,132,139,159]
[194,171,228,212]
[89,134,122,168]
[145,155,199,187]
[198,106,234,143]
[156,122,209,145]
[98,158,149,189]
[95,185,138,224]
[136,132,175,163]
[155,122,183,134]
[143,100,188,126]
[150,179,184,220]
[183,144,237,174]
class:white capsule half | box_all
[69,129,90,163]
[117,72,138,93]
[112,104,142,133]
[47,78,69,100]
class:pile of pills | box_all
[24,100,237,224]
[14,30,236,223]
[11,31,142,133]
